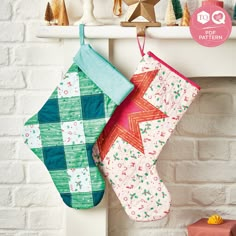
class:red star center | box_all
[97,69,168,160]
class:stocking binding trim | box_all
[147,51,201,90]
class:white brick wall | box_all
[0,0,66,235]
[14,45,63,66]
[0,23,24,42]
[0,209,26,229]
[0,68,25,89]
[0,0,12,21]
[0,47,8,66]
[0,1,236,236]
[28,208,63,229]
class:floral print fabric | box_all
[93,52,200,221]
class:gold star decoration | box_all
[123,0,160,22]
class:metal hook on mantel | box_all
[120,0,161,36]
[120,22,161,37]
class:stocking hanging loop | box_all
[120,21,161,57]
[136,36,146,57]
[79,24,85,45]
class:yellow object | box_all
[113,0,122,16]
[51,0,61,20]
[181,2,190,26]
[58,0,69,26]
[208,214,224,225]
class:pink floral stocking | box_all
[93,52,200,221]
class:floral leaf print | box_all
[162,192,167,198]
[76,181,82,189]
[67,168,91,193]
[142,189,151,196]
[130,193,138,200]
[140,127,147,134]
[156,199,162,206]
[144,212,150,218]
[93,53,200,221]
[113,153,119,161]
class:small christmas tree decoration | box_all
[165,0,177,26]
[45,2,54,25]
[233,3,236,20]
[113,0,122,16]
[51,0,61,24]
[172,0,183,19]
[58,0,69,26]
[181,2,190,26]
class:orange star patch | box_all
[97,69,168,160]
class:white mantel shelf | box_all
[37,25,236,39]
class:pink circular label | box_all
[190,5,232,47]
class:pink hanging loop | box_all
[136,36,146,57]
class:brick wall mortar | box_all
[0,0,65,235]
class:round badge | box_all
[190,5,232,47]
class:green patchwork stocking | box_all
[22,25,133,209]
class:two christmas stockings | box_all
[23,24,200,220]
[94,51,200,221]
[22,25,134,209]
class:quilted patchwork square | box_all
[67,168,92,193]
[71,192,94,209]
[79,71,102,96]
[24,114,38,125]
[89,167,105,192]
[38,99,60,124]
[49,89,59,99]
[81,94,105,120]
[60,193,72,207]
[83,119,106,143]
[57,72,80,98]
[43,146,67,170]
[50,170,70,192]
[67,63,81,74]
[92,190,104,206]
[31,148,44,162]
[23,124,42,148]
[64,145,87,169]
[58,96,82,122]
[61,121,85,145]
[40,123,63,147]
[86,143,96,167]
[104,94,116,118]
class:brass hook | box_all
[120,22,161,37]
[136,23,146,37]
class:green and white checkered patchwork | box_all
[23,63,117,209]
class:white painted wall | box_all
[0,0,236,236]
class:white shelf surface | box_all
[37,25,236,39]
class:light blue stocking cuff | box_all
[73,44,134,105]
